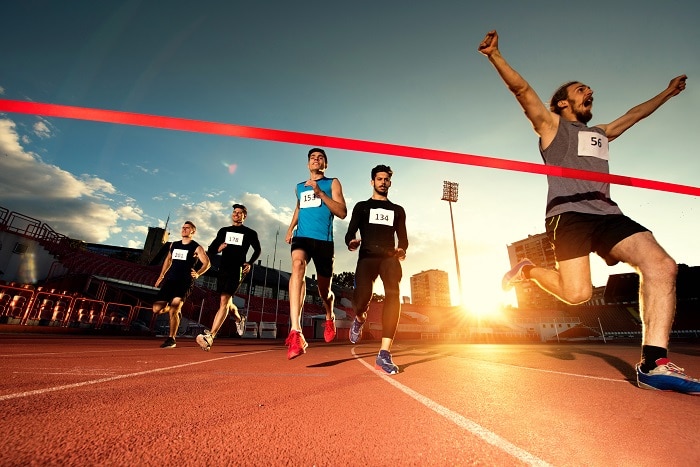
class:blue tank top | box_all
[295,177,335,241]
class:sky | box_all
[1,1,699,313]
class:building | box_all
[140,226,169,265]
[410,269,451,307]
[505,232,560,310]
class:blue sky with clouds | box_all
[2,1,699,310]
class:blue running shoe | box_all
[502,258,534,291]
[636,358,700,394]
[375,350,399,375]
[349,318,364,344]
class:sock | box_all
[640,345,668,373]
[522,265,534,279]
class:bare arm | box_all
[285,200,299,244]
[598,75,687,142]
[155,252,173,287]
[191,245,210,279]
[478,30,559,147]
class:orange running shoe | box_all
[285,330,308,360]
[324,318,336,342]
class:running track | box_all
[1,335,698,466]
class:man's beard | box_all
[576,108,593,124]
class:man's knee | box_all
[291,257,306,274]
[642,253,677,282]
[560,284,592,305]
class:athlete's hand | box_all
[305,178,320,195]
[285,230,293,244]
[395,248,406,260]
[218,242,228,252]
[242,263,251,274]
[348,239,361,251]
[478,30,499,57]
[667,74,687,97]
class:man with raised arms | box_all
[479,30,698,394]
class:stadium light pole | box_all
[441,181,463,305]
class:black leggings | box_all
[353,256,402,339]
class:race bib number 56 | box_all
[578,131,609,160]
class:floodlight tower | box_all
[441,181,463,305]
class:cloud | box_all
[134,164,159,175]
[0,117,139,243]
[117,204,144,221]
[33,119,52,139]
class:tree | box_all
[371,293,385,303]
[333,271,355,290]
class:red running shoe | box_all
[324,318,336,342]
[285,330,308,360]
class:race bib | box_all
[578,131,609,160]
[369,208,394,226]
[172,248,188,261]
[225,232,244,246]
[299,190,321,208]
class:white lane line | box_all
[0,347,194,357]
[351,348,552,467]
[0,349,273,402]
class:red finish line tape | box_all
[1,98,699,197]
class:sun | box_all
[455,258,518,319]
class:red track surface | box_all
[1,335,698,466]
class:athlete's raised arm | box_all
[478,30,559,147]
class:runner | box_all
[345,164,408,375]
[153,221,210,348]
[479,30,699,394]
[284,148,347,359]
[196,204,261,351]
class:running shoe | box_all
[196,330,214,351]
[324,318,336,342]
[501,258,535,291]
[349,318,364,344]
[160,337,176,348]
[636,358,700,394]
[285,330,308,360]
[236,316,246,337]
[375,350,399,375]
